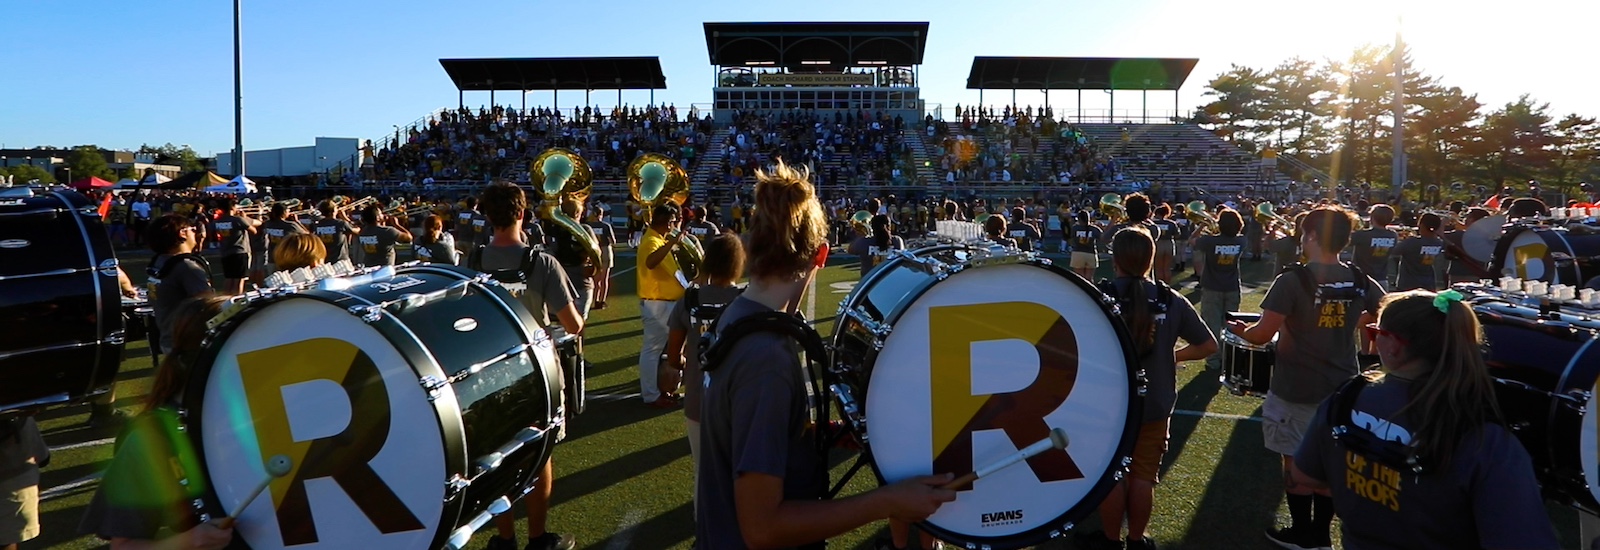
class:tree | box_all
[1196,65,1272,148]
[1261,57,1336,156]
[0,164,56,184]
[1548,114,1600,194]
[65,145,115,181]
[1406,84,1483,187]
[138,142,205,173]
[1478,95,1556,186]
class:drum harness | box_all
[698,305,848,499]
[1095,277,1174,360]
[147,252,212,282]
[466,243,589,420]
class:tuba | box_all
[1099,193,1125,224]
[629,153,702,280]
[530,148,603,269]
[850,210,872,235]
[1255,202,1293,239]
[1185,201,1219,235]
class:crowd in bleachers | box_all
[372,104,715,184]
[928,105,1121,184]
[718,109,916,188]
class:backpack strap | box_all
[1326,375,1429,475]
[152,253,209,279]
[700,311,826,374]
[467,245,486,272]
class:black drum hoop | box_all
[834,246,1145,549]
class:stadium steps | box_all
[690,126,732,204]
[1075,123,1292,191]
[904,130,933,184]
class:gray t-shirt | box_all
[1349,228,1399,280]
[1295,378,1559,550]
[669,285,744,423]
[416,232,457,265]
[1195,235,1246,292]
[1069,224,1102,253]
[1007,221,1042,252]
[0,418,47,491]
[260,219,306,261]
[686,220,719,240]
[695,297,824,549]
[1260,263,1383,404]
[1393,236,1444,291]
[1270,235,1301,276]
[212,215,250,255]
[148,254,212,354]
[586,220,617,247]
[1441,230,1477,278]
[848,235,903,276]
[1111,278,1213,421]
[310,218,356,262]
[477,245,574,328]
[357,225,401,267]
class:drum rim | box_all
[181,267,514,549]
[1548,334,1600,510]
[834,245,1145,548]
[1492,224,1583,284]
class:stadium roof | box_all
[966,57,1200,91]
[438,57,667,91]
[703,22,929,70]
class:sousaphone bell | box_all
[628,153,703,280]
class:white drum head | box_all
[865,263,1132,539]
[201,297,446,549]
[1503,229,1552,280]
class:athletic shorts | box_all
[1128,419,1172,483]
[249,251,268,271]
[598,248,614,270]
[1156,239,1178,260]
[221,253,250,279]
[1070,251,1098,269]
[0,484,39,545]
[1262,393,1321,456]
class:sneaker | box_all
[1073,530,1124,550]
[1127,537,1159,550]
[88,406,129,429]
[527,532,575,550]
[1264,526,1331,550]
[646,398,680,409]
[484,535,517,550]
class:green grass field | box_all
[22,247,1582,549]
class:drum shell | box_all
[1220,312,1275,396]
[184,264,560,549]
[1478,307,1600,513]
[832,244,1143,549]
[0,191,123,413]
[1491,224,1600,284]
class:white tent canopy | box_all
[140,173,173,185]
[204,180,257,194]
[228,175,256,186]
[113,178,141,189]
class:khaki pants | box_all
[1200,288,1240,369]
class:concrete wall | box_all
[216,137,359,177]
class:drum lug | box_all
[347,304,383,322]
[829,383,866,440]
[444,474,470,500]
[106,332,125,346]
[845,307,893,342]
[420,375,448,400]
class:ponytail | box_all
[1111,227,1157,357]
[1379,291,1500,469]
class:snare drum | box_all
[1492,224,1600,284]
[1220,312,1275,397]
[1475,300,1600,513]
[0,190,124,413]
[831,244,1142,549]
[185,263,563,549]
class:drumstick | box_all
[215,454,293,529]
[940,427,1070,491]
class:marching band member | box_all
[1151,204,1181,283]
[1290,290,1558,549]
[78,296,239,550]
[585,207,617,310]
[470,182,583,550]
[1393,213,1445,291]
[271,234,325,273]
[1349,205,1399,291]
[0,416,47,550]
[1068,210,1103,280]
[1007,206,1042,252]
[546,200,596,316]
[414,214,458,265]
[212,200,260,295]
[1269,212,1307,276]
[696,160,953,549]
[310,200,359,264]
[1227,206,1384,550]
[1080,227,1216,550]
[145,215,215,356]
[1442,208,1490,285]
[1192,208,1245,371]
[848,212,904,278]
[355,203,413,268]
[260,203,307,273]
[452,196,487,254]
[984,212,1014,247]
[664,232,746,515]
[638,203,689,408]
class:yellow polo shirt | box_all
[637,228,685,301]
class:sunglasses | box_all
[1363,323,1408,346]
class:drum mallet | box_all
[941,427,1070,491]
[215,454,293,529]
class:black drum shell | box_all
[1490,224,1600,285]
[182,264,560,547]
[0,190,123,413]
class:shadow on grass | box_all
[553,437,688,508]
[1176,406,1281,548]
[586,355,642,380]
[580,500,693,550]
[584,329,645,347]
[561,392,681,446]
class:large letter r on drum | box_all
[928,303,1083,490]
[238,338,425,545]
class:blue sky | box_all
[3,0,1594,157]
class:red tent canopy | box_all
[70,176,115,191]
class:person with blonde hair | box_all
[1290,290,1557,549]
[696,161,955,549]
[271,233,326,273]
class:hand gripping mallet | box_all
[941,427,1070,491]
[215,454,293,529]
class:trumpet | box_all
[1099,193,1125,224]
[336,196,378,213]
[1185,201,1219,235]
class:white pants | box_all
[638,299,675,403]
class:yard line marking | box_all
[40,472,103,502]
[605,508,647,550]
[49,437,115,453]
[609,266,636,279]
[1172,409,1261,422]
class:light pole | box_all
[64,167,72,186]
[233,0,245,177]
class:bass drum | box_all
[1475,299,1600,514]
[1491,224,1600,285]
[0,190,123,413]
[832,244,1142,549]
[184,264,562,550]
